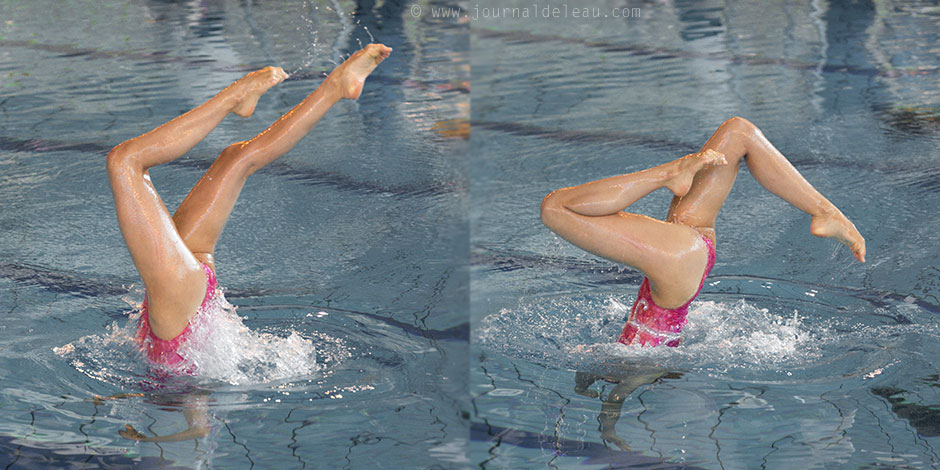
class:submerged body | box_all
[136,263,217,369]
[541,117,865,347]
[619,234,715,347]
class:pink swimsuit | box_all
[618,235,715,348]
[136,263,217,368]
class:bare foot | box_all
[665,148,728,197]
[327,43,393,100]
[810,211,866,262]
[230,66,289,117]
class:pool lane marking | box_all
[470,120,928,177]
[0,260,468,341]
[472,29,940,80]
[469,248,940,316]
[0,135,461,198]
[0,39,464,93]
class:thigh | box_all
[109,167,207,330]
[171,144,251,265]
[547,209,710,307]
[667,118,756,227]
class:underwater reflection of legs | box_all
[574,368,679,451]
[95,390,212,442]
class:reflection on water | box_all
[872,377,940,438]
[573,368,675,451]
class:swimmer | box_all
[107,44,392,371]
[541,117,865,347]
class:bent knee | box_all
[721,116,761,137]
[106,141,144,181]
[540,189,572,229]
[106,142,134,172]
[217,141,256,174]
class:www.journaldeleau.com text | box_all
[421,4,643,21]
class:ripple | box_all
[476,278,938,383]
[52,288,415,404]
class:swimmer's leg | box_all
[598,373,663,451]
[541,151,725,307]
[107,67,285,339]
[91,392,145,406]
[172,44,392,268]
[695,117,865,261]
[120,394,210,442]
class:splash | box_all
[53,287,150,389]
[675,299,823,367]
[477,295,641,366]
[177,290,329,386]
[290,0,381,76]
[477,295,823,371]
[55,287,348,387]
[292,0,322,76]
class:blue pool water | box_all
[0,1,468,468]
[471,1,940,468]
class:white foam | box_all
[56,287,347,387]
[477,295,823,371]
[679,299,822,367]
[177,290,327,385]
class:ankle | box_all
[811,206,843,220]
[215,86,242,114]
[318,74,347,101]
[654,159,681,182]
